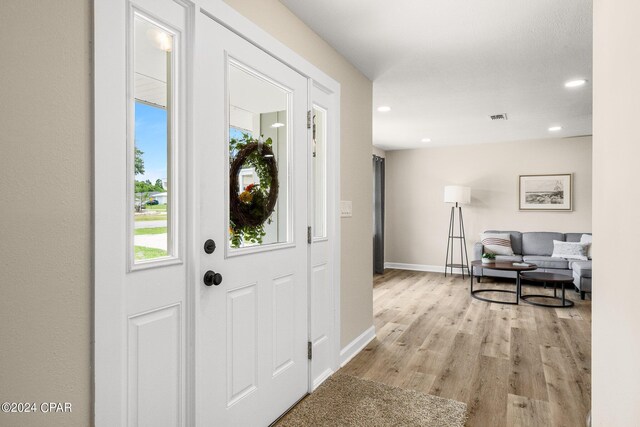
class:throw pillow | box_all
[552,240,589,260]
[480,233,515,255]
[580,234,593,259]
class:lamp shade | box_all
[444,185,471,204]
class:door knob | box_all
[203,270,223,286]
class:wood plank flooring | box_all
[340,269,591,427]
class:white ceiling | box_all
[280,0,592,150]
[135,17,170,108]
[229,64,288,114]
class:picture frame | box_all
[519,174,572,211]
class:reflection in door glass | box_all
[228,63,289,249]
[132,16,173,262]
[312,106,327,238]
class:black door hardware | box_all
[204,239,216,254]
[203,270,223,286]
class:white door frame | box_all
[94,1,341,425]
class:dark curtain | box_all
[373,155,385,274]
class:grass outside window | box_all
[144,204,167,211]
[134,246,168,260]
[134,214,167,222]
[134,227,167,236]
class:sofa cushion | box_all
[480,233,515,255]
[572,261,592,278]
[495,255,523,262]
[580,234,593,259]
[551,240,589,261]
[522,232,565,255]
[566,233,589,242]
[522,255,569,269]
[484,230,522,254]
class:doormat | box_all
[274,374,467,427]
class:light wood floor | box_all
[340,269,591,427]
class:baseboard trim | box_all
[312,368,334,391]
[339,325,376,367]
[384,262,447,273]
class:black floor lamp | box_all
[444,185,471,278]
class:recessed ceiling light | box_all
[377,106,391,112]
[565,79,587,88]
[150,29,173,52]
[421,138,431,143]
[548,126,562,132]
[271,122,285,128]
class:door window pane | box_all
[132,16,173,262]
[228,63,290,249]
[312,106,327,238]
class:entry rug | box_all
[275,374,467,427]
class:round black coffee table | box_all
[519,272,575,308]
[470,260,538,305]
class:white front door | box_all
[194,14,309,426]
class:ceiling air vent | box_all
[489,113,508,121]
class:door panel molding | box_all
[226,283,258,407]
[128,304,182,426]
[273,274,295,377]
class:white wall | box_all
[223,0,374,347]
[593,0,640,424]
[385,136,592,267]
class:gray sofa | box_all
[473,230,592,299]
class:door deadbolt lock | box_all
[204,239,216,254]
[203,270,223,286]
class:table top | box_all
[470,260,538,271]
[520,271,575,283]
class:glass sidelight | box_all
[312,106,327,239]
[131,14,175,263]
[228,61,291,249]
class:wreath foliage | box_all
[229,133,279,247]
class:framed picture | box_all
[519,174,572,211]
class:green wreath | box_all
[229,133,279,248]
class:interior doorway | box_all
[373,155,385,274]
